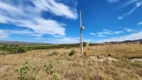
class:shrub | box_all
[44,62,60,80]
[18,62,29,80]
[6,47,26,54]
[31,74,36,80]
[60,52,67,57]
[52,51,58,55]
[44,63,54,75]
[68,50,75,56]
[52,73,59,80]
[47,51,58,56]
[16,47,26,53]
[17,62,36,80]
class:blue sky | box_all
[0,0,142,44]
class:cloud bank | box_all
[97,31,142,43]
[93,29,124,37]
[0,0,77,37]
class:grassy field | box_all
[0,43,142,80]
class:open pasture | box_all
[0,43,142,80]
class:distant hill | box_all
[0,40,51,45]
[104,39,142,44]
[0,39,142,45]
[122,39,142,43]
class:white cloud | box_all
[117,17,123,20]
[0,29,42,38]
[56,0,79,7]
[107,0,119,3]
[0,0,77,37]
[55,37,79,44]
[32,0,77,19]
[9,29,43,37]
[118,1,142,20]
[136,1,142,7]
[113,31,124,34]
[0,30,8,39]
[90,33,96,36]
[124,28,135,32]
[137,21,142,25]
[97,31,142,42]
[120,0,138,8]
[98,29,112,35]
[39,37,80,44]
[98,34,106,37]
[97,29,123,37]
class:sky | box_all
[0,0,142,44]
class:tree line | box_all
[0,44,80,54]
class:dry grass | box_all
[88,43,142,59]
[0,44,142,80]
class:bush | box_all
[44,63,54,75]
[68,50,75,56]
[9,47,26,54]
[52,51,58,55]
[47,51,58,56]
[16,47,26,53]
[18,62,29,80]
[44,63,59,80]
[52,73,59,80]
[17,62,36,80]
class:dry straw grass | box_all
[0,44,142,80]
[88,43,142,59]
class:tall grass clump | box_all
[68,50,75,56]
[18,62,29,80]
[17,62,36,80]
[44,62,59,80]
[44,63,54,75]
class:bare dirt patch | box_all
[90,55,118,62]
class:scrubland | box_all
[0,43,142,80]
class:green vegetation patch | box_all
[131,61,142,68]
[0,44,80,54]
[47,51,58,56]
[68,50,76,56]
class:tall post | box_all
[80,11,84,55]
